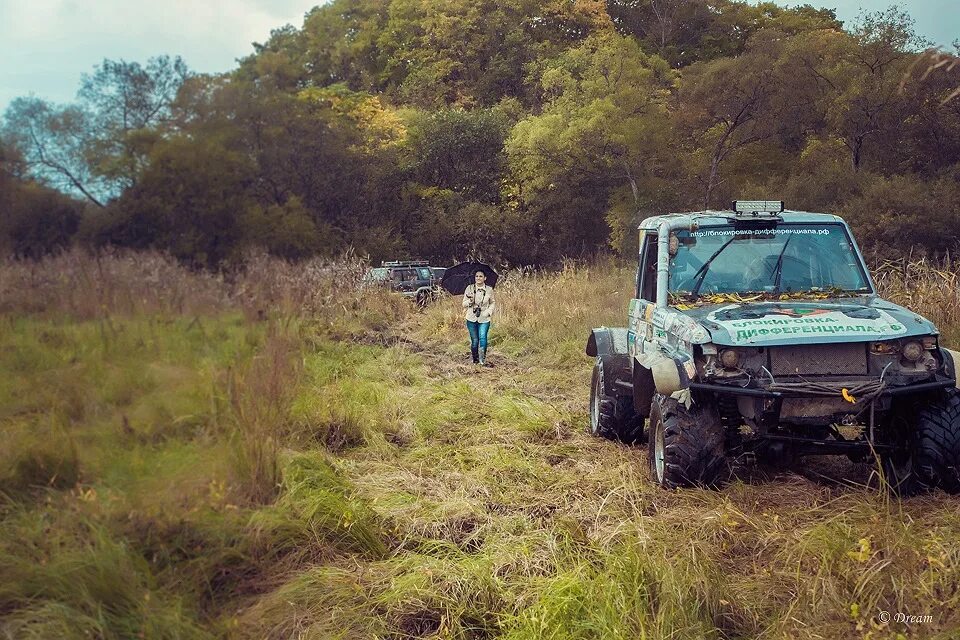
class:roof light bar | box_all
[382,260,430,267]
[732,200,784,215]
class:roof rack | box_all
[382,260,430,267]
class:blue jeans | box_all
[466,320,490,349]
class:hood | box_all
[683,296,937,347]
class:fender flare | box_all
[586,327,632,398]
[585,326,629,358]
[941,347,960,388]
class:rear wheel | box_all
[589,359,643,443]
[648,393,727,488]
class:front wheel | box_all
[589,359,643,443]
[648,393,727,489]
[883,393,960,496]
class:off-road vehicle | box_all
[364,260,442,306]
[586,201,960,494]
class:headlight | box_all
[719,349,740,369]
[901,340,924,363]
[870,341,898,355]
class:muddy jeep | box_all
[586,201,960,495]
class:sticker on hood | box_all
[707,304,907,344]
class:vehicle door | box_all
[630,231,659,361]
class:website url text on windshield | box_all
[690,228,831,237]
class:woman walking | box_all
[463,270,496,365]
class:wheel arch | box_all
[585,326,629,358]
[940,347,960,387]
[586,327,632,399]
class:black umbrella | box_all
[440,261,499,295]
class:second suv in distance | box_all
[364,260,441,306]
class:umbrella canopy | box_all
[440,261,499,295]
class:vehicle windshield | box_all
[670,223,870,298]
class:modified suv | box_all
[586,201,960,495]
[364,260,442,306]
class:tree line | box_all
[2,1,959,268]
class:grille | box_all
[768,343,868,376]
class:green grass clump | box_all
[250,453,388,559]
[0,514,211,640]
[501,540,722,640]
[288,342,422,452]
[6,443,80,494]
[370,548,504,639]
[1,422,80,497]
[235,566,384,639]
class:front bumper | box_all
[690,376,955,399]
[692,375,957,457]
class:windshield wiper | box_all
[771,236,792,294]
[689,236,737,298]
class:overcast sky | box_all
[0,1,957,115]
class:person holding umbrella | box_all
[463,270,495,365]
[440,262,499,366]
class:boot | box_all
[471,345,479,364]
[479,346,487,366]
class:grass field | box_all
[2,252,960,639]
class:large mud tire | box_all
[648,393,727,489]
[589,359,644,444]
[884,392,960,496]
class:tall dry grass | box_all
[0,248,229,318]
[873,257,960,343]
[224,324,302,505]
[8,248,957,339]
[0,248,408,331]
